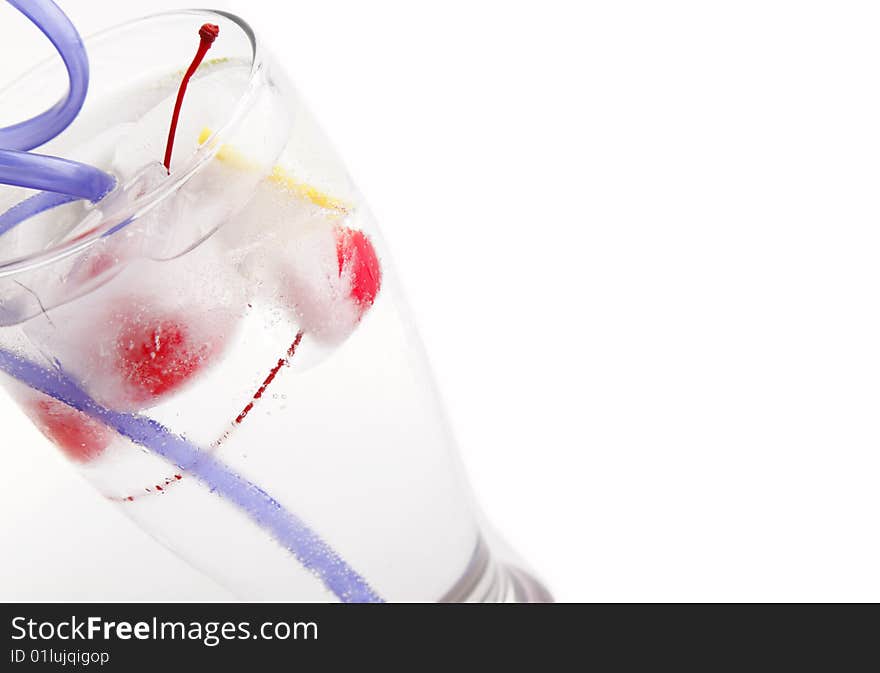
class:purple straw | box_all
[0,150,115,200]
[1,0,89,151]
[0,346,383,603]
[0,0,115,221]
[0,191,77,237]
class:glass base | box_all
[440,538,553,603]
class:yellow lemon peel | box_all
[175,56,231,78]
[198,128,349,214]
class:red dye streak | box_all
[106,471,194,503]
[70,225,99,243]
[163,23,219,172]
[235,332,304,424]
[109,331,305,504]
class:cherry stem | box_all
[163,23,219,173]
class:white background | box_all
[2,0,880,602]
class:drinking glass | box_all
[0,9,550,602]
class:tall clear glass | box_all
[0,9,550,602]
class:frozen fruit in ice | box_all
[25,397,112,463]
[113,312,220,406]
[336,226,381,313]
[194,133,383,339]
[274,223,382,343]
[23,249,241,412]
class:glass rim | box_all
[0,8,262,278]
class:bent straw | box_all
[0,0,116,225]
[1,0,89,151]
[0,150,115,200]
[0,345,383,603]
[0,191,76,238]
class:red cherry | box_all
[26,397,112,463]
[336,227,381,312]
[114,315,215,405]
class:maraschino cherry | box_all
[25,396,112,463]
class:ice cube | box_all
[111,66,249,181]
[22,239,246,412]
